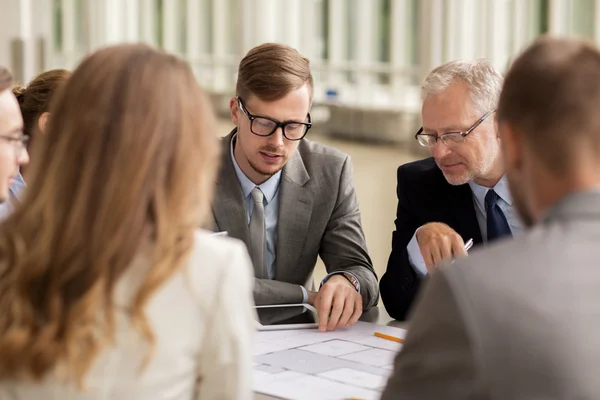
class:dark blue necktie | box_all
[485,189,512,242]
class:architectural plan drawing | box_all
[253,321,407,400]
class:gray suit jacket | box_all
[210,131,378,308]
[382,190,600,399]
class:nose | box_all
[268,127,285,147]
[431,140,452,160]
[17,148,30,166]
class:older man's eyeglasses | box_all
[237,97,312,141]
[415,110,496,148]
[0,134,29,158]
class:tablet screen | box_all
[255,305,318,326]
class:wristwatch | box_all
[341,272,360,292]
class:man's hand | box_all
[416,222,467,273]
[310,275,362,332]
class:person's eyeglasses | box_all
[415,110,496,148]
[237,97,312,141]
[0,134,29,158]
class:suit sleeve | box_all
[318,155,379,310]
[380,269,486,399]
[380,166,424,320]
[252,279,305,305]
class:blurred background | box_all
[0,0,597,284]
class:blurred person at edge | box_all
[0,69,70,219]
[0,66,29,217]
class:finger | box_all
[451,234,467,258]
[317,288,333,332]
[430,242,444,267]
[439,236,454,263]
[347,294,363,326]
[420,245,435,270]
[327,291,345,331]
[337,295,355,328]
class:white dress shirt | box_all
[407,176,523,276]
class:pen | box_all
[464,238,473,251]
[374,332,405,344]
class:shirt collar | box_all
[468,175,513,207]
[9,172,26,200]
[230,134,281,203]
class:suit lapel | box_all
[212,130,250,248]
[275,150,313,281]
[449,183,484,245]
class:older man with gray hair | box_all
[380,59,522,320]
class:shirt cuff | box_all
[300,286,308,304]
[320,271,360,292]
[407,229,428,277]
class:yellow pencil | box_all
[374,331,405,343]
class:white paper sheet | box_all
[318,367,388,390]
[255,371,380,400]
[299,339,372,357]
[338,348,397,367]
[253,321,407,399]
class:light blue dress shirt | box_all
[230,138,311,302]
[230,136,360,302]
[0,172,26,220]
[230,138,281,279]
[407,175,522,277]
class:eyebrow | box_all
[423,125,468,133]
[249,109,307,124]
[6,126,23,136]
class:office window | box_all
[53,0,63,52]
[571,0,595,39]
[179,0,188,54]
[155,0,164,48]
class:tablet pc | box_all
[254,304,319,331]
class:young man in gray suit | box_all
[382,36,600,398]
[210,43,378,331]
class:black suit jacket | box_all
[380,157,483,320]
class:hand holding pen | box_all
[416,222,470,272]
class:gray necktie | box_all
[249,187,266,278]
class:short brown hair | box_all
[498,36,600,175]
[13,69,71,138]
[0,67,12,92]
[236,43,314,102]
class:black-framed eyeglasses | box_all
[415,110,496,148]
[0,134,29,158]
[237,97,312,141]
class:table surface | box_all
[254,306,404,400]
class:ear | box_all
[38,112,50,134]
[499,121,523,174]
[229,97,239,126]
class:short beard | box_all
[441,143,500,186]
[248,158,278,178]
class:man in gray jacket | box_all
[210,43,378,331]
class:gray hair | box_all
[421,59,503,117]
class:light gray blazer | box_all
[381,190,600,399]
[210,130,378,308]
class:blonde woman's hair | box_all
[0,44,219,386]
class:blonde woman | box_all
[0,44,255,399]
